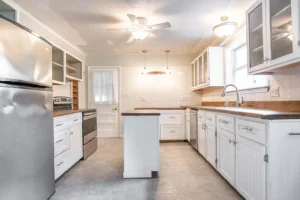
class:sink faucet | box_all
[221,84,244,107]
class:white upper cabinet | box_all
[247,0,300,74]
[191,47,224,90]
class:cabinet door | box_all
[69,123,83,166]
[191,63,196,87]
[203,51,209,84]
[247,0,268,72]
[198,122,206,156]
[206,124,216,168]
[236,135,266,200]
[217,129,235,186]
[267,0,298,66]
[185,110,190,142]
[198,56,203,85]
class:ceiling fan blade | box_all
[148,22,171,30]
[148,32,163,41]
[106,28,132,32]
[127,14,137,24]
[126,35,135,43]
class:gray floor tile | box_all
[51,138,244,200]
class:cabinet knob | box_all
[70,132,73,135]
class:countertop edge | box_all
[53,110,84,117]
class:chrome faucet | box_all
[221,84,244,107]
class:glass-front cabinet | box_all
[190,47,224,90]
[247,0,300,74]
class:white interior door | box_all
[88,67,119,138]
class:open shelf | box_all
[66,54,82,81]
[66,65,78,72]
[252,24,263,33]
[52,62,63,68]
[272,4,291,28]
[252,45,263,53]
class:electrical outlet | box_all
[271,86,279,97]
[140,96,146,102]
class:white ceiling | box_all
[13,0,254,55]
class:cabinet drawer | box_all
[54,129,69,156]
[205,112,216,126]
[217,115,234,133]
[54,150,69,180]
[160,125,185,140]
[198,110,205,122]
[160,113,183,125]
[236,119,266,144]
[70,115,82,126]
[54,119,70,132]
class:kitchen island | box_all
[121,110,160,178]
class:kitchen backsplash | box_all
[201,66,300,102]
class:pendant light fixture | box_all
[213,16,237,37]
[165,50,171,75]
[141,50,148,75]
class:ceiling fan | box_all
[106,14,171,43]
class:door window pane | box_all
[270,0,293,60]
[249,3,264,68]
[92,71,116,104]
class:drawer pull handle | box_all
[56,124,63,127]
[169,116,175,119]
[55,139,63,143]
[73,119,79,122]
[220,120,229,124]
[289,133,300,136]
[169,130,176,133]
[241,127,253,132]
[207,117,212,121]
[57,161,64,167]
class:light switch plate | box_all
[271,86,279,97]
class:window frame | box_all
[225,34,269,92]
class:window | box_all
[92,71,117,104]
[225,34,269,91]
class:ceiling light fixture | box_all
[132,31,149,40]
[141,50,148,75]
[213,16,237,37]
[165,50,171,75]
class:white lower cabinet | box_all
[196,111,300,200]
[54,113,83,180]
[186,109,190,142]
[69,123,83,167]
[236,135,266,200]
[159,110,185,141]
[206,124,217,168]
[217,129,235,186]
[198,121,206,156]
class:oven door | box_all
[83,113,97,144]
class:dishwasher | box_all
[190,109,198,150]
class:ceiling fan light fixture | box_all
[213,16,237,37]
[132,31,148,40]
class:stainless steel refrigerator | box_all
[0,16,55,200]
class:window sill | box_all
[225,86,269,96]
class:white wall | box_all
[86,54,201,110]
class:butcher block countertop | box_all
[135,107,185,110]
[53,109,84,117]
[121,110,161,116]
[186,106,300,120]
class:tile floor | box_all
[51,138,244,200]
